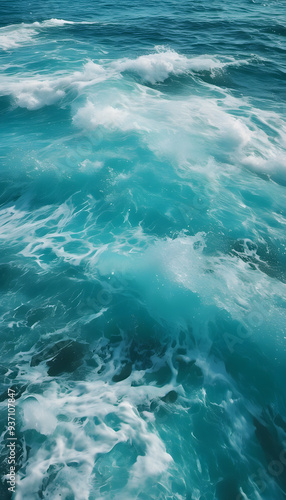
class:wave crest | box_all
[113,47,249,83]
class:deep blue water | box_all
[0,0,286,499]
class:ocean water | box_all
[0,0,286,498]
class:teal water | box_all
[0,1,286,499]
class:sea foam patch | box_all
[113,47,250,83]
[0,25,38,50]
[0,19,99,51]
[72,81,285,185]
[0,19,73,50]
[0,61,108,109]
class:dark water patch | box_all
[194,69,235,90]
[0,482,12,500]
[0,264,22,291]
[129,342,154,370]
[104,321,124,345]
[69,21,171,47]
[129,337,167,370]
[26,307,51,327]
[2,367,20,386]
[140,208,174,238]
[254,415,285,459]
[112,362,132,382]
[0,95,12,115]
[161,390,178,403]
[264,24,286,37]
[0,101,72,140]
[30,340,73,367]
[223,61,286,102]
[109,304,166,344]
[144,362,173,387]
[47,341,88,376]
[225,349,275,404]
[175,355,203,389]
[215,477,241,500]
[273,414,286,435]
[253,416,286,493]
[30,339,88,375]
[208,314,280,405]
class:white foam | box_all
[11,331,271,499]
[113,48,191,84]
[93,229,286,345]
[113,47,249,83]
[16,81,65,109]
[0,19,92,50]
[73,102,133,130]
[38,19,75,27]
[13,366,175,500]
[0,26,38,50]
[72,79,286,188]
[22,396,58,434]
[35,19,97,27]
[0,60,108,109]
[118,402,173,489]
[242,152,286,184]
[80,159,104,171]
[72,85,253,165]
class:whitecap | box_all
[0,25,38,50]
[0,60,108,110]
[0,19,92,51]
[113,47,191,84]
[113,47,250,83]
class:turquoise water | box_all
[0,0,286,499]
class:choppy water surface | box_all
[0,0,286,499]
